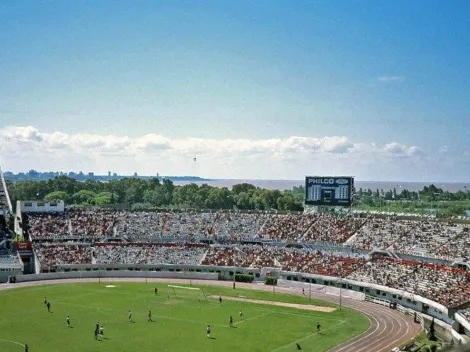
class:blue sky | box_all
[0,1,469,181]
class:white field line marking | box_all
[0,338,25,347]
[233,312,272,325]
[209,295,335,313]
[270,319,346,352]
[252,308,344,321]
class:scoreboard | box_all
[305,176,354,206]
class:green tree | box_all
[277,194,303,211]
[73,190,96,204]
[93,192,116,205]
[205,187,233,209]
[44,191,68,201]
[232,183,256,195]
[234,192,251,210]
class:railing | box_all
[365,294,391,307]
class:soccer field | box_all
[0,282,369,352]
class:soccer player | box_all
[302,288,305,296]
[206,325,211,338]
[128,310,132,322]
[316,322,321,334]
[95,322,100,340]
[229,316,233,327]
[154,287,158,295]
[44,297,47,305]
[47,301,51,312]
[148,310,152,322]
[24,344,28,352]
[239,309,244,319]
[66,315,70,327]
[219,296,222,304]
[296,342,302,350]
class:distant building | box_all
[88,172,94,177]
[134,172,138,177]
[108,171,111,177]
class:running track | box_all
[0,278,422,351]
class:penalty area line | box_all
[0,338,25,347]
[233,312,272,326]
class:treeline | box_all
[5,176,469,216]
[285,184,470,217]
[6,176,304,211]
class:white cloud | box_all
[439,146,449,154]
[384,142,423,157]
[0,125,449,180]
[377,76,406,83]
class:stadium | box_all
[1,170,469,352]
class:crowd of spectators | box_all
[303,213,366,242]
[162,212,215,240]
[93,244,206,265]
[210,212,268,240]
[279,249,366,277]
[347,257,470,308]
[23,210,469,262]
[118,212,165,241]
[202,245,367,276]
[69,210,119,238]
[347,216,468,260]
[201,246,238,267]
[27,213,70,239]
[257,214,316,240]
[33,243,92,270]
[33,242,207,269]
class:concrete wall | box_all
[14,270,218,283]
[18,200,65,213]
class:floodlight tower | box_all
[0,166,12,214]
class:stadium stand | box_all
[93,243,206,265]
[18,207,470,312]
[256,213,315,240]
[303,213,366,242]
[0,255,23,271]
[347,256,470,308]
[202,245,367,276]
[26,213,70,240]
[347,216,468,260]
[33,243,92,270]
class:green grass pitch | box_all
[0,282,369,351]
